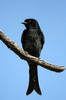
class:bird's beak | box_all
[21,22,27,24]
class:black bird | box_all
[21,18,45,95]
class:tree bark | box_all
[0,31,66,72]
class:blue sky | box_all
[0,0,66,100]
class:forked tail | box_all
[26,64,42,95]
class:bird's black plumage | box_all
[21,18,45,95]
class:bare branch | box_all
[0,31,66,72]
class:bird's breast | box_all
[23,30,42,52]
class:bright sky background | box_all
[0,0,66,100]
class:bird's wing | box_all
[39,31,45,49]
[21,29,27,47]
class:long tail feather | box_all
[26,64,42,95]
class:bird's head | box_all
[21,18,40,29]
